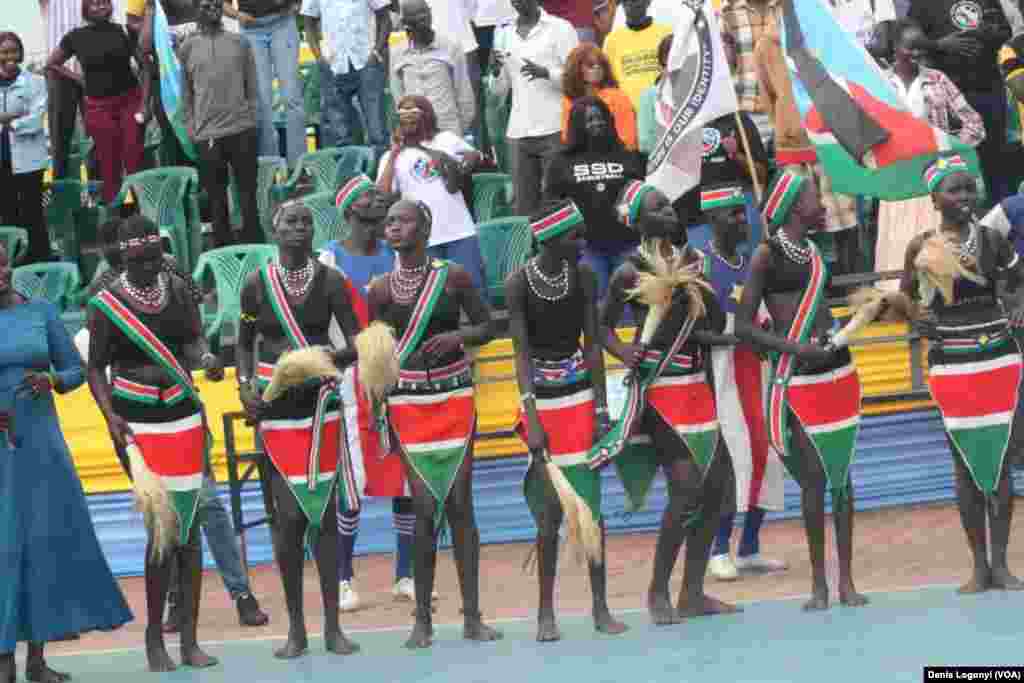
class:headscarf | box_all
[335,174,374,214]
[530,199,584,243]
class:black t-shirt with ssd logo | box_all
[545,149,645,250]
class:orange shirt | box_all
[561,87,638,150]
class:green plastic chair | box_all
[0,227,29,264]
[12,262,83,312]
[297,191,349,252]
[334,145,378,186]
[113,167,202,273]
[276,148,351,199]
[471,172,514,223]
[192,244,277,346]
[476,216,533,308]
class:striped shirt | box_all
[719,0,783,114]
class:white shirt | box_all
[300,0,390,75]
[378,131,478,246]
[474,0,515,27]
[888,70,926,118]
[491,10,579,139]
[426,0,478,53]
[828,0,896,46]
[613,0,685,30]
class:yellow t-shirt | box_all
[998,38,1024,144]
[125,0,145,17]
[603,22,673,107]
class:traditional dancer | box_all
[367,199,501,648]
[506,199,629,642]
[735,169,868,611]
[900,155,1024,594]
[1,242,133,683]
[236,200,362,658]
[700,184,788,581]
[86,216,219,671]
[593,181,737,624]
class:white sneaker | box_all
[734,554,788,573]
[393,577,416,602]
[708,553,739,581]
[339,580,360,612]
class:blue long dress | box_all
[0,300,133,652]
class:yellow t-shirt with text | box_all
[603,22,673,108]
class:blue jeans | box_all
[428,236,486,296]
[242,12,306,166]
[582,242,637,301]
[325,59,388,158]
[197,474,250,599]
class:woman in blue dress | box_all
[0,242,134,683]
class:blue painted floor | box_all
[39,586,1022,683]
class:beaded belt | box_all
[638,349,699,374]
[532,350,588,386]
[397,356,472,391]
[112,377,188,406]
[934,320,1011,354]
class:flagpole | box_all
[733,111,763,202]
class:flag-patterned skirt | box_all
[387,357,475,525]
[339,365,408,498]
[113,378,204,544]
[927,321,1022,496]
[515,351,601,521]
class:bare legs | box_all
[405,444,502,649]
[526,462,628,642]
[268,472,358,659]
[24,643,71,683]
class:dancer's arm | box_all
[236,273,263,420]
[180,278,223,380]
[86,307,133,447]
[690,293,735,347]
[599,262,642,368]
[506,268,546,454]
[418,265,495,360]
[579,262,610,435]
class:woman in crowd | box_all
[876,19,985,285]
[0,32,52,264]
[47,0,145,204]
[900,156,1024,594]
[561,42,636,150]
[506,199,628,642]
[236,200,362,659]
[367,199,500,648]
[86,216,219,671]
[1,241,133,683]
[546,96,644,299]
[376,95,487,294]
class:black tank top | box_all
[257,264,332,349]
[524,269,584,357]
[107,281,193,367]
[762,239,815,295]
[384,282,464,369]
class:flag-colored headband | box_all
[616,180,657,229]
[923,154,972,192]
[531,200,584,243]
[336,175,374,214]
[762,170,807,228]
[119,234,161,250]
[701,185,746,212]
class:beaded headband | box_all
[271,199,306,228]
[700,185,746,212]
[762,170,807,228]
[335,175,374,214]
[616,180,657,229]
[118,234,161,250]
[923,154,972,192]
[531,200,584,243]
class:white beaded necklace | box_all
[710,243,745,271]
[525,258,570,302]
[120,272,168,309]
[775,230,812,265]
[276,258,315,298]
[390,260,429,305]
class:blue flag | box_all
[153,2,197,161]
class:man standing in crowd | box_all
[391,0,476,137]
[302,0,391,157]
[603,0,673,107]
[491,0,578,216]
[544,0,599,42]
[180,0,262,245]
[719,0,780,144]
[39,0,82,179]
[224,0,305,166]
[910,0,1013,204]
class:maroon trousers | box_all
[83,87,144,204]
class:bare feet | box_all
[145,627,177,672]
[273,634,309,659]
[463,615,502,642]
[839,582,869,607]
[647,592,681,625]
[802,587,829,612]
[404,617,433,649]
[593,609,629,636]
[536,611,561,643]
[181,646,218,668]
[25,661,71,683]
[677,594,742,619]
[989,567,1024,591]
[957,568,990,595]
[324,630,360,655]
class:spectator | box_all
[491,0,578,216]
[179,0,262,245]
[225,0,305,167]
[980,181,1024,256]
[423,0,482,101]
[876,19,985,283]
[719,0,781,144]
[473,0,516,75]
[302,0,391,156]
[561,42,637,149]
[609,0,683,31]
[391,0,476,138]
[39,0,83,180]
[376,95,487,291]
[909,0,1012,204]
[47,0,145,204]
[637,31,671,156]
[829,0,897,48]
[545,96,644,298]
[997,22,1024,186]
[603,0,673,107]
[544,0,599,42]
[0,32,52,264]
[755,31,861,279]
